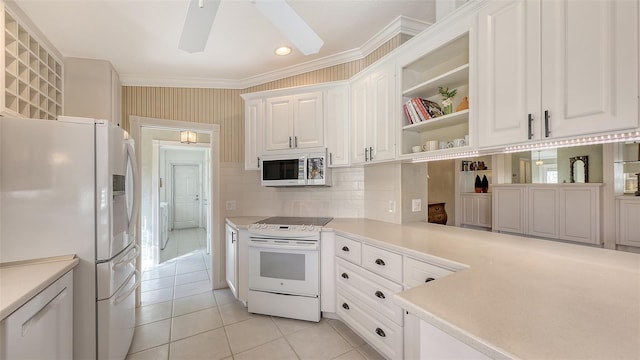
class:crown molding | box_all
[120,16,431,89]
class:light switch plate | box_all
[412,199,422,212]
[388,200,396,213]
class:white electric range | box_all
[247,217,333,322]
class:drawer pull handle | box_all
[375,328,386,337]
[425,277,435,283]
[375,258,386,266]
[341,273,349,279]
[374,290,385,299]
[341,246,350,252]
[342,303,350,310]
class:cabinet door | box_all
[558,187,599,244]
[477,0,540,148]
[493,187,526,234]
[477,195,493,228]
[351,76,369,164]
[111,69,122,126]
[244,98,263,170]
[541,0,639,138]
[326,85,350,166]
[528,187,558,238]
[617,200,640,247]
[370,63,396,162]
[264,96,293,151]
[461,195,475,225]
[225,224,238,298]
[293,92,324,149]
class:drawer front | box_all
[335,235,362,265]
[361,244,402,282]
[336,258,403,325]
[404,257,454,289]
[428,203,445,214]
[337,288,403,360]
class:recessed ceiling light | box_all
[275,46,292,56]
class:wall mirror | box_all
[570,156,589,183]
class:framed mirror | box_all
[570,156,589,183]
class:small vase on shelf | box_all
[481,175,489,193]
[439,86,457,116]
[474,175,482,193]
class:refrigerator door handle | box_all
[126,141,141,238]
[114,270,141,306]
[112,244,139,271]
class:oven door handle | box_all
[249,242,319,251]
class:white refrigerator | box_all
[0,116,141,359]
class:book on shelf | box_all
[403,97,445,126]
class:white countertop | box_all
[325,219,640,359]
[226,216,265,229]
[0,255,79,320]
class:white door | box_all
[541,0,638,139]
[293,92,324,149]
[370,62,396,162]
[264,96,293,151]
[477,0,540,148]
[528,187,558,238]
[244,98,263,170]
[173,165,200,229]
[350,75,369,164]
[326,85,350,167]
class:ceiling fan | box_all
[178,0,324,55]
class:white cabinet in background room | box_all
[493,184,601,245]
[325,83,350,167]
[616,197,640,247]
[477,0,639,149]
[0,271,73,359]
[243,97,263,170]
[64,57,122,126]
[350,61,396,164]
[460,193,492,229]
[264,92,323,151]
[225,222,238,299]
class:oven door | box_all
[248,239,319,296]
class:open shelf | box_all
[3,7,63,119]
[403,109,468,132]
[403,64,469,99]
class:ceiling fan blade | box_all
[178,0,221,53]
[250,0,324,55]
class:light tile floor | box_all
[159,228,208,263]
[131,231,384,360]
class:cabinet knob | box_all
[364,147,369,162]
[342,303,350,310]
[341,246,350,252]
[369,147,374,160]
[289,136,292,148]
[375,328,386,337]
[425,277,435,283]
[294,136,298,147]
[544,110,550,138]
[374,290,385,299]
[527,113,534,140]
[341,272,349,279]
[375,258,386,266]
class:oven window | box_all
[260,252,305,281]
[262,159,299,180]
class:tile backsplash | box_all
[220,163,364,219]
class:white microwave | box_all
[260,150,331,187]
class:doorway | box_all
[129,116,222,306]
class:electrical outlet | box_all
[412,199,422,212]
[226,200,236,210]
[388,200,396,213]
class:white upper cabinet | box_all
[64,57,122,126]
[325,83,350,167]
[264,92,323,151]
[243,98,263,170]
[350,60,396,165]
[478,0,639,149]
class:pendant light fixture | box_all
[180,130,197,144]
[535,151,544,166]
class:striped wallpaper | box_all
[122,34,409,162]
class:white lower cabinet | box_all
[403,257,455,289]
[493,184,601,245]
[460,194,492,228]
[225,223,238,299]
[404,313,490,360]
[617,197,640,247]
[0,270,73,359]
[335,235,404,359]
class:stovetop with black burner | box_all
[256,216,333,226]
